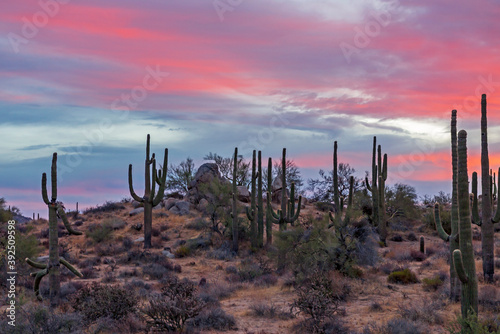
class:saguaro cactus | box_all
[246,150,264,248]
[231,147,239,252]
[329,141,354,227]
[266,157,273,245]
[26,153,83,306]
[366,137,388,245]
[267,148,302,230]
[470,94,499,282]
[434,109,461,301]
[128,134,168,249]
[453,130,478,319]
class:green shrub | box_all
[71,282,138,321]
[85,222,113,243]
[387,268,418,284]
[174,245,191,258]
[448,311,500,334]
[422,276,444,291]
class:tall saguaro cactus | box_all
[434,109,460,301]
[329,141,354,227]
[470,94,499,282]
[232,147,239,252]
[454,130,478,319]
[246,150,264,248]
[128,134,168,249]
[366,137,388,245]
[267,148,302,230]
[266,157,273,245]
[26,153,83,306]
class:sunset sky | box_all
[2,0,500,217]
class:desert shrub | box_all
[186,307,237,331]
[407,232,418,241]
[122,236,133,249]
[7,304,84,334]
[225,265,238,275]
[422,276,444,291]
[291,271,348,333]
[186,217,209,230]
[250,303,294,319]
[398,297,444,325]
[206,241,235,260]
[254,273,278,287]
[60,281,84,301]
[274,218,361,281]
[387,268,418,284]
[85,222,113,243]
[448,311,500,334]
[102,217,126,230]
[151,227,160,237]
[143,276,205,332]
[83,201,125,214]
[384,318,423,334]
[198,281,237,304]
[410,249,428,262]
[143,263,171,280]
[87,314,146,334]
[14,233,40,262]
[175,245,191,258]
[95,243,122,257]
[80,267,98,279]
[71,282,138,321]
[390,234,404,242]
[369,302,383,312]
[478,285,500,312]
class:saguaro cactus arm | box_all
[128,164,143,202]
[42,173,50,205]
[152,148,168,206]
[453,250,469,284]
[59,257,83,278]
[435,203,451,241]
[57,206,82,235]
[32,268,49,301]
[471,172,482,226]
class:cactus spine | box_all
[26,153,83,306]
[246,150,264,248]
[470,94,499,282]
[434,110,461,301]
[128,134,168,249]
[267,148,302,230]
[453,130,478,319]
[366,137,388,245]
[232,147,239,252]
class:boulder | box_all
[162,249,175,259]
[134,237,144,243]
[237,186,251,203]
[169,206,181,215]
[163,198,177,210]
[186,163,225,204]
[131,200,143,208]
[129,207,144,216]
[175,201,191,216]
[196,198,209,212]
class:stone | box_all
[163,198,177,210]
[169,206,181,215]
[196,198,209,212]
[162,250,175,259]
[186,163,223,204]
[175,201,191,216]
[131,200,143,208]
[237,185,251,203]
[129,207,144,216]
[134,237,144,243]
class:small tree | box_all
[143,276,205,332]
[203,152,249,186]
[166,157,196,195]
[307,163,361,202]
[272,158,303,193]
[385,183,419,220]
[199,178,233,237]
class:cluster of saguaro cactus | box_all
[434,110,460,301]
[454,130,478,318]
[365,137,388,245]
[469,94,499,282]
[329,141,354,228]
[128,134,168,249]
[26,153,83,306]
[231,147,239,252]
[246,150,264,248]
[267,148,302,230]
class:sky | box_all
[1,0,500,218]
